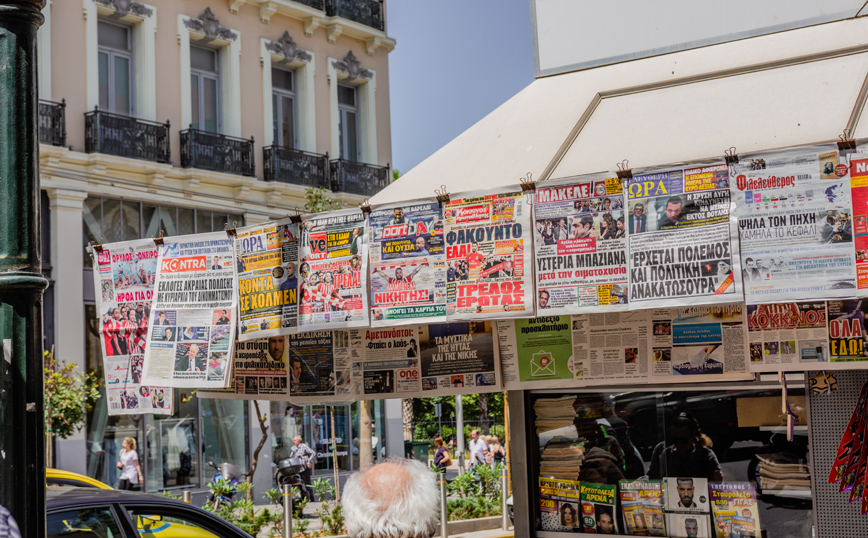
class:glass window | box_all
[201,399,248,474]
[178,207,194,236]
[271,402,307,462]
[190,46,217,72]
[338,85,355,107]
[191,45,220,133]
[122,201,140,241]
[102,198,122,243]
[98,21,129,50]
[126,507,223,538]
[196,210,212,234]
[48,507,122,538]
[214,214,229,233]
[159,205,177,237]
[338,85,360,162]
[83,197,101,268]
[149,392,198,489]
[97,21,132,115]
[142,203,159,240]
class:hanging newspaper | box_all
[287,330,354,403]
[626,162,741,308]
[847,148,868,290]
[368,201,447,326]
[298,209,369,331]
[497,304,751,389]
[444,186,535,320]
[534,174,629,314]
[140,232,237,389]
[235,219,299,340]
[730,143,857,302]
[198,337,288,400]
[348,322,500,399]
[90,239,173,415]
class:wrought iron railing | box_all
[330,158,390,196]
[325,0,384,31]
[294,0,325,10]
[180,128,255,177]
[263,146,330,188]
[38,99,66,147]
[85,108,171,164]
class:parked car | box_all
[47,468,113,490]
[47,487,251,537]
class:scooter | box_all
[207,461,244,509]
[274,456,307,516]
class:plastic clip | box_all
[519,172,536,192]
[724,147,739,165]
[435,185,450,205]
[838,129,856,152]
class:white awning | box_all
[371,16,868,206]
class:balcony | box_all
[330,158,390,196]
[326,0,384,31]
[294,0,325,10]
[264,146,330,189]
[85,108,171,164]
[38,99,66,147]
[180,128,255,177]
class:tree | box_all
[44,350,101,466]
[402,399,414,441]
[304,187,344,213]
[392,169,401,182]
[246,401,269,501]
[479,393,490,435]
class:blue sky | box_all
[387,0,535,175]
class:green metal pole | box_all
[0,1,47,536]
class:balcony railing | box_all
[325,0,384,31]
[38,99,66,147]
[264,146,330,188]
[180,128,255,177]
[85,108,171,164]
[330,158,390,196]
[294,0,325,10]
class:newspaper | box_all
[580,482,618,534]
[298,209,369,331]
[140,232,237,389]
[286,330,354,403]
[620,480,666,536]
[539,477,583,532]
[90,239,173,415]
[497,305,751,389]
[850,151,868,290]
[198,337,288,401]
[235,219,299,340]
[665,477,712,538]
[444,186,535,320]
[368,201,447,325]
[626,163,741,308]
[534,175,629,314]
[708,483,759,538]
[731,143,857,302]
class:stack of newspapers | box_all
[539,441,585,480]
[535,396,584,480]
[534,395,578,435]
[756,453,811,491]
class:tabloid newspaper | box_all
[90,239,173,415]
[850,150,868,290]
[298,209,369,331]
[620,479,666,536]
[197,337,288,401]
[580,482,618,534]
[287,330,354,404]
[235,218,299,340]
[534,175,629,314]
[664,477,712,538]
[626,162,741,308]
[497,305,750,389]
[708,483,760,538]
[444,186,535,320]
[140,232,237,389]
[539,477,582,532]
[368,201,447,326]
[730,143,858,302]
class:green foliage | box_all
[311,477,346,536]
[411,393,506,440]
[446,463,505,521]
[447,496,501,521]
[304,187,344,213]
[199,481,283,536]
[392,169,400,182]
[44,350,101,440]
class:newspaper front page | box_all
[91,239,173,415]
[534,175,629,314]
[198,337,289,400]
[287,330,354,403]
[140,232,237,388]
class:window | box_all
[272,67,297,149]
[98,21,133,115]
[338,85,360,161]
[47,507,122,538]
[125,507,224,538]
[190,45,220,133]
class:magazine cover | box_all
[709,483,759,538]
[620,480,665,536]
[665,477,711,538]
[539,477,582,532]
[580,482,618,534]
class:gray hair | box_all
[293,435,302,442]
[342,458,439,538]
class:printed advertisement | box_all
[91,239,173,415]
[534,174,630,314]
[287,330,354,403]
[539,477,582,532]
[708,483,759,538]
[620,480,665,536]
[298,209,369,331]
[199,337,289,400]
[141,232,237,389]
[235,219,299,340]
[368,201,447,325]
[444,186,535,320]
[627,163,741,308]
[730,144,857,302]
[665,477,712,538]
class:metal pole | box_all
[0,3,48,538]
[330,405,340,502]
[439,475,448,538]
[501,467,509,530]
[455,396,464,475]
[282,484,292,538]
[182,491,193,504]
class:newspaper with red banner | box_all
[90,239,173,415]
[444,186,535,320]
[534,174,629,314]
[298,209,369,331]
[140,232,237,389]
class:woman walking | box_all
[433,437,451,473]
[117,436,142,490]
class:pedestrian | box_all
[490,436,506,466]
[468,429,488,470]
[433,437,451,473]
[343,458,439,538]
[116,436,142,490]
[292,435,316,501]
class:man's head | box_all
[717,261,731,275]
[538,291,550,308]
[575,215,594,237]
[471,429,479,441]
[395,268,404,280]
[685,518,699,538]
[665,196,683,223]
[268,337,286,361]
[415,237,427,251]
[633,203,645,216]
[221,309,227,317]
[158,311,166,321]
[471,242,479,252]
[393,208,404,222]
[213,256,220,266]
[677,478,695,506]
[343,459,438,538]
[188,343,199,357]
[285,262,296,277]
[291,357,302,380]
[745,257,755,269]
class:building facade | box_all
[39,0,402,496]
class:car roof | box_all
[47,468,113,490]
[46,486,189,508]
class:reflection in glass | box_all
[160,205,177,237]
[201,399,248,473]
[178,207,194,236]
[83,198,101,268]
[122,201,140,241]
[102,198,122,243]
[142,204,159,240]
[151,392,198,488]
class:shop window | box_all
[200,398,249,474]
[148,391,199,489]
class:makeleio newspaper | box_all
[368,201,447,326]
[235,218,299,340]
[298,209,369,331]
[534,174,629,314]
[198,337,289,401]
[626,162,741,308]
[444,186,535,320]
[140,232,237,389]
[91,239,173,415]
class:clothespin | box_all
[434,185,450,205]
[359,199,372,215]
[615,159,632,180]
[724,147,739,165]
[153,229,165,247]
[838,129,857,152]
[519,172,536,192]
[225,221,238,238]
